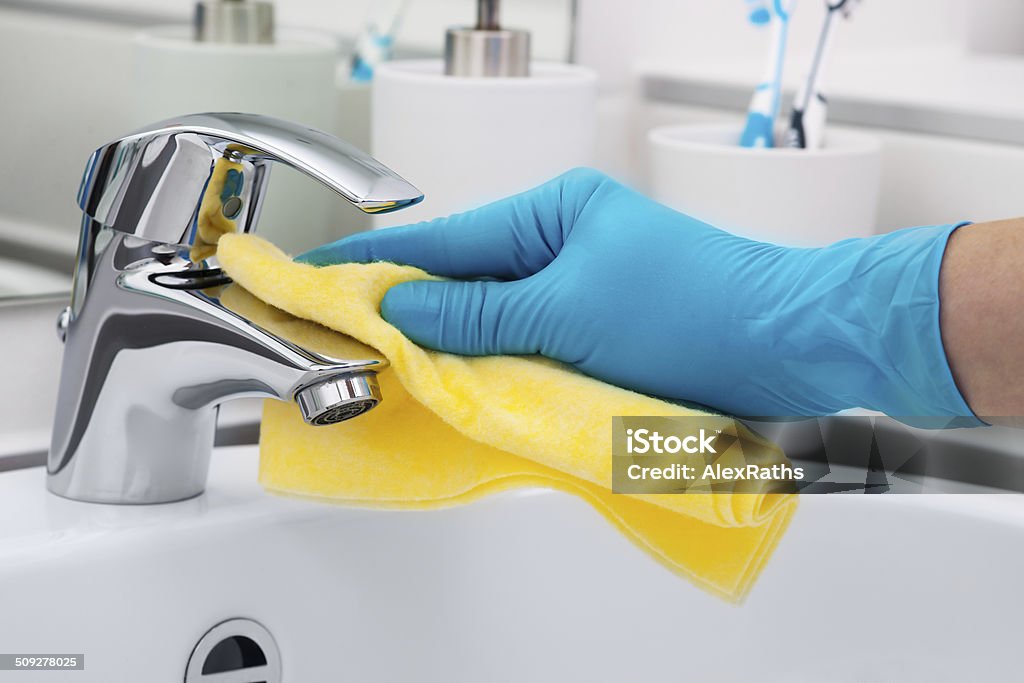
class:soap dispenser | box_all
[194,0,275,44]
[444,0,530,76]
[131,0,347,253]
[371,0,597,226]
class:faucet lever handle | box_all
[77,112,423,247]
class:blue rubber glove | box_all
[298,168,980,427]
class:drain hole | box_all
[186,618,281,683]
[202,636,267,674]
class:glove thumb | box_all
[380,280,538,356]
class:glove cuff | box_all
[826,222,981,427]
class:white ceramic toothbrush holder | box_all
[647,123,882,247]
[371,59,597,226]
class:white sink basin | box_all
[2,446,1023,681]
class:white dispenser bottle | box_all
[371,0,597,227]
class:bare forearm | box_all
[940,219,1024,425]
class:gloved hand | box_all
[298,168,979,426]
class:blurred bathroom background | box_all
[1,0,1023,466]
[1,0,1023,291]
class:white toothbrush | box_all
[740,0,797,148]
[783,0,860,149]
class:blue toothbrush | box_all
[740,0,796,148]
[350,0,411,82]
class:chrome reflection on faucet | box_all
[49,112,423,504]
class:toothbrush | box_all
[739,0,796,148]
[350,0,411,82]
[783,0,860,149]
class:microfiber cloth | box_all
[217,233,798,602]
[192,156,247,262]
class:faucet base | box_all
[45,481,208,506]
[47,401,217,505]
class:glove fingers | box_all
[298,200,558,279]
[295,169,606,279]
[380,280,538,356]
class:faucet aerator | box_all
[296,373,382,426]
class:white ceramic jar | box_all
[647,123,882,247]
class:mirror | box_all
[0,0,576,302]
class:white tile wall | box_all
[2,0,1023,246]
[0,1,572,247]
[0,8,137,239]
[577,0,971,89]
[27,0,574,59]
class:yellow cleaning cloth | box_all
[218,234,798,602]
[192,154,246,262]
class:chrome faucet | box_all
[48,112,423,504]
